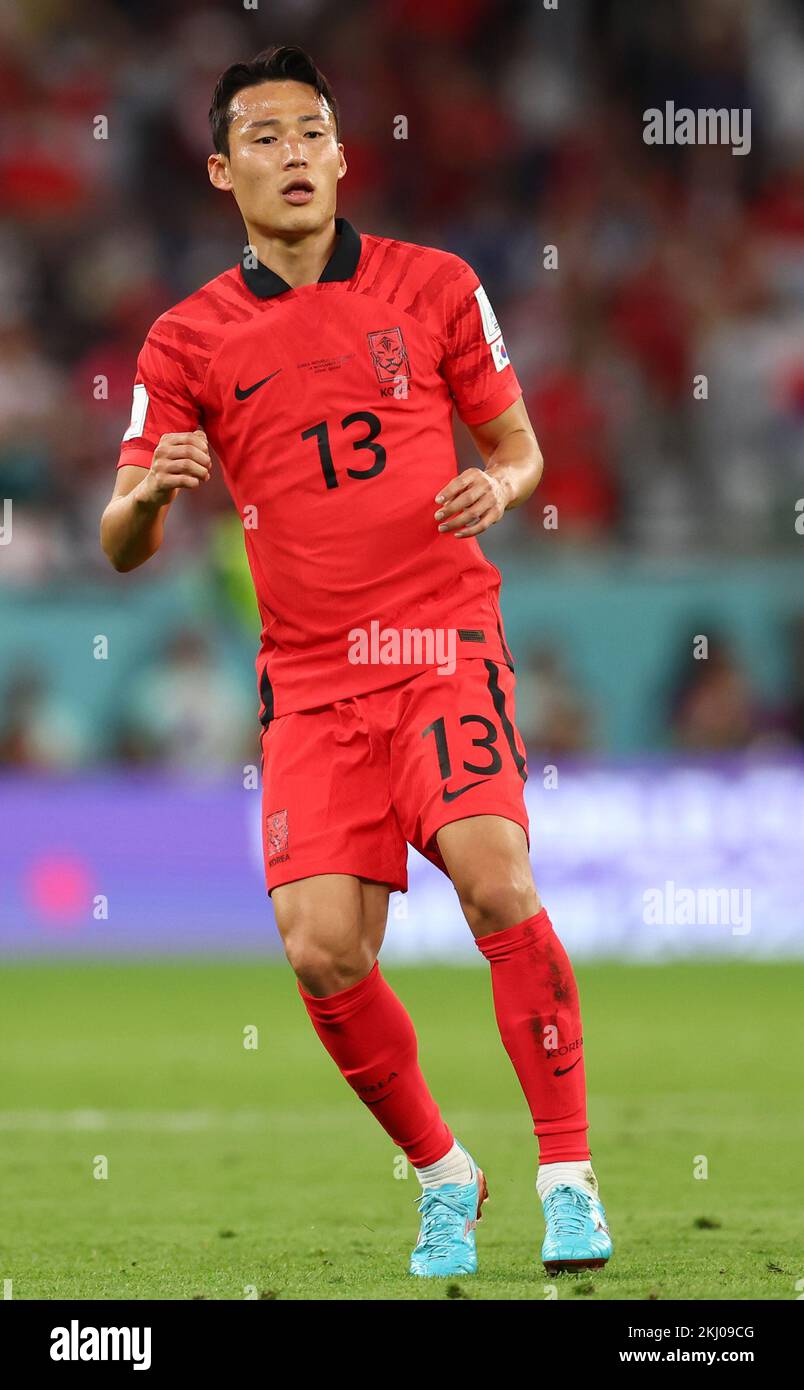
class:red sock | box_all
[476,908,590,1163]
[298,962,453,1168]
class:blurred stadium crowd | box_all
[1,0,803,767]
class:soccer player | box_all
[100,45,612,1278]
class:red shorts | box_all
[259,658,529,893]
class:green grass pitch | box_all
[0,958,801,1301]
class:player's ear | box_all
[208,153,233,193]
[337,146,347,180]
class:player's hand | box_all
[138,431,212,506]
[434,467,509,538]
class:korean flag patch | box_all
[490,336,510,372]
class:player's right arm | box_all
[100,431,212,572]
[101,314,211,571]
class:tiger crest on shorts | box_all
[266,809,289,857]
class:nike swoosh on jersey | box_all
[442,779,486,802]
[554,1059,582,1076]
[234,369,282,399]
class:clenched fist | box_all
[139,430,212,506]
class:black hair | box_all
[209,44,339,157]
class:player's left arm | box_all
[434,397,543,539]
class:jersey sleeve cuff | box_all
[116,448,154,470]
[456,382,522,427]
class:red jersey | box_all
[117,219,522,723]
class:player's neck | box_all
[245,219,339,289]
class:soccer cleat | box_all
[409,1148,489,1277]
[541,1184,613,1274]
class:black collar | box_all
[239,217,362,299]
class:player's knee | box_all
[281,919,377,997]
[457,863,540,938]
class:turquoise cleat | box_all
[541,1184,613,1274]
[409,1150,489,1278]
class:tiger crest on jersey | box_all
[368,327,410,383]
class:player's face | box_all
[209,80,346,235]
